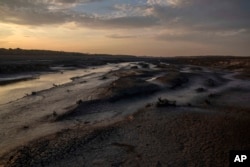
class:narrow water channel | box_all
[0,63,125,105]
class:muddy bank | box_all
[0,57,250,167]
[2,104,250,167]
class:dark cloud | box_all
[52,0,105,4]
[157,30,249,43]
[150,0,250,31]
[0,0,100,25]
[0,0,69,25]
[144,0,250,47]
[0,0,158,28]
[0,0,249,33]
[103,16,159,28]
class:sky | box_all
[0,0,250,56]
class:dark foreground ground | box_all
[3,106,249,167]
[0,49,249,167]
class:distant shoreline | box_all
[0,48,249,75]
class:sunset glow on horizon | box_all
[1,0,249,56]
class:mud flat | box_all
[0,53,250,166]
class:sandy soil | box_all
[0,57,250,167]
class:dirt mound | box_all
[106,77,160,101]
[153,72,189,88]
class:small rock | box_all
[76,99,83,105]
[195,87,206,93]
[156,97,176,107]
[100,76,108,80]
[156,161,162,167]
[23,125,29,129]
[130,66,138,69]
[206,79,216,87]
[146,103,152,108]
[205,99,211,105]
[53,83,58,87]
[53,111,57,117]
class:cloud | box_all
[54,0,104,3]
[107,34,138,39]
[0,0,69,25]
[0,0,249,36]
[0,0,104,25]
[0,0,159,28]
[101,16,159,28]
[147,0,185,7]
[156,28,250,47]
[216,29,248,37]
[149,0,250,31]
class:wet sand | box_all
[0,56,250,167]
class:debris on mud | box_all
[156,97,176,107]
